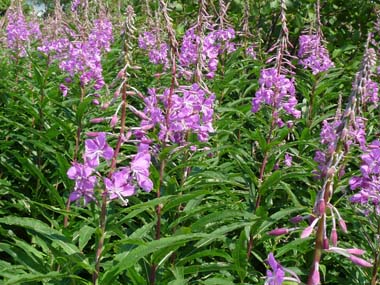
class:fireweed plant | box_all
[1,0,380,284]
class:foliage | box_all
[0,0,380,284]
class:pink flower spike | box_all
[349,255,372,267]
[268,228,289,236]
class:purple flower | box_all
[363,80,379,106]
[104,168,135,204]
[266,253,285,285]
[67,163,97,204]
[298,34,334,74]
[265,253,301,285]
[39,17,112,91]
[6,6,41,56]
[284,153,292,167]
[350,140,380,214]
[141,84,215,144]
[131,151,153,192]
[60,84,69,97]
[246,46,257,59]
[84,132,114,167]
[252,68,300,120]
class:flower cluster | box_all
[350,139,380,215]
[39,18,113,92]
[138,31,169,67]
[265,253,300,285]
[71,0,84,12]
[141,83,215,144]
[67,132,153,205]
[252,68,300,124]
[314,116,366,178]
[246,45,257,59]
[6,7,41,57]
[362,79,379,106]
[179,27,236,79]
[298,34,334,75]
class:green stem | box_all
[93,81,128,284]
[371,213,380,285]
[64,86,86,228]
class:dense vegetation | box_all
[1,0,380,284]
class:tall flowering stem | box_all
[149,1,178,284]
[307,35,375,285]
[253,0,297,210]
[92,79,127,285]
[297,0,334,126]
[248,0,299,261]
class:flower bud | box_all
[290,215,303,224]
[101,102,110,110]
[349,255,372,267]
[330,229,338,246]
[86,132,99,137]
[308,262,320,285]
[338,219,348,234]
[90,117,105,124]
[114,89,120,98]
[347,248,365,256]
[110,115,118,128]
[323,237,329,250]
[301,225,314,238]
[317,199,326,215]
[268,228,289,236]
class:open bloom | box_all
[131,151,153,192]
[298,34,334,74]
[265,253,300,285]
[104,168,135,205]
[252,68,300,121]
[350,140,380,214]
[84,132,114,167]
[67,163,97,204]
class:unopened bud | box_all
[268,228,289,236]
[117,70,125,79]
[90,117,105,124]
[331,229,338,246]
[308,262,320,285]
[114,90,120,98]
[338,219,348,234]
[323,237,329,250]
[349,255,372,267]
[301,225,314,239]
[347,248,365,255]
[86,132,99,137]
[102,102,110,110]
[290,215,303,224]
[110,115,118,128]
[317,199,326,215]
